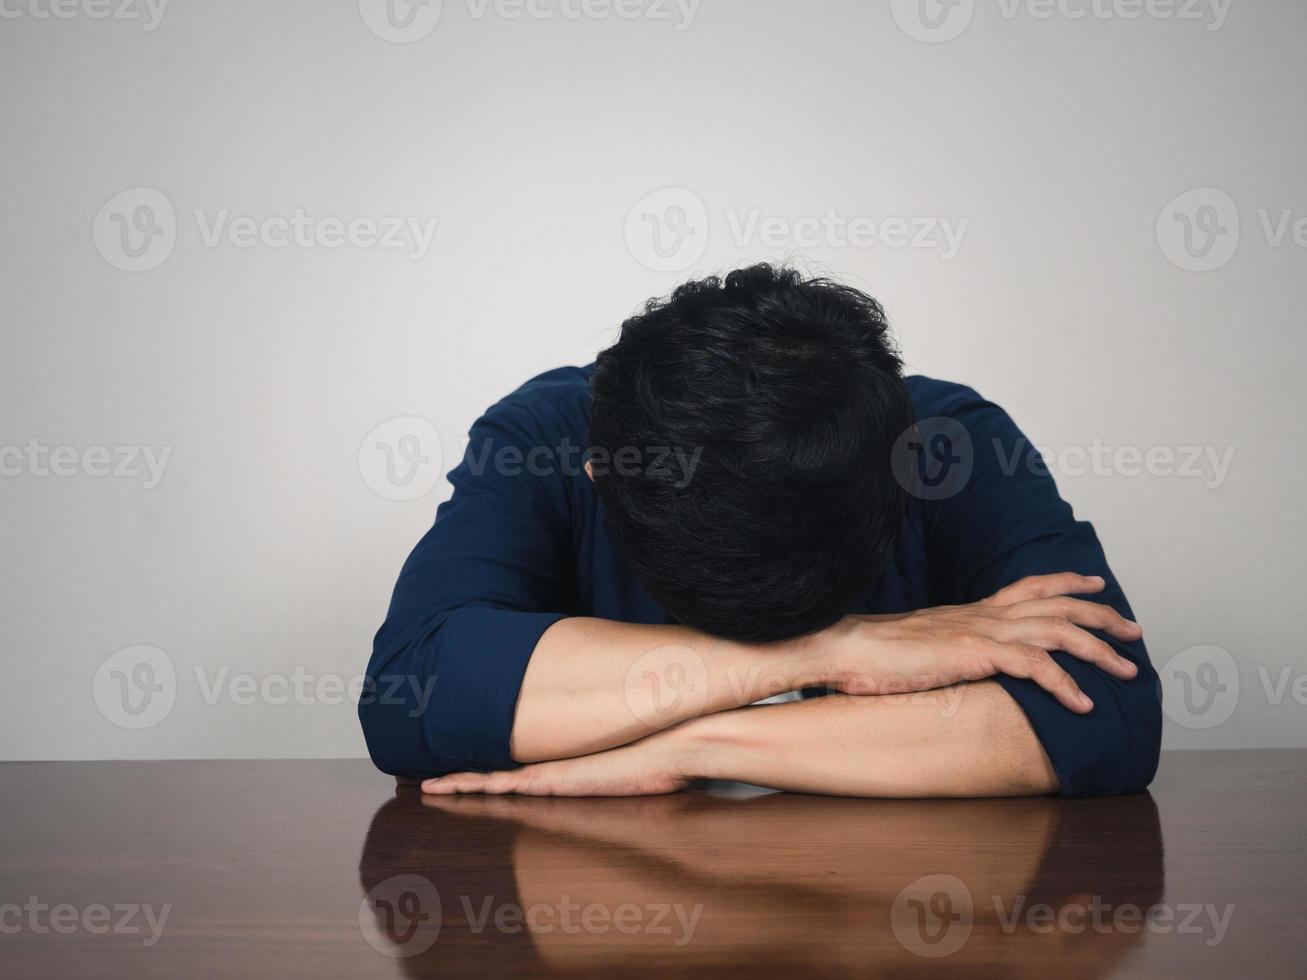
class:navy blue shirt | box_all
[360,367,1162,797]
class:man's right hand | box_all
[821,573,1142,713]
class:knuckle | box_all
[1012,645,1046,670]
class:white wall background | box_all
[1,0,1303,760]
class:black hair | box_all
[589,263,914,643]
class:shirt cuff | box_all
[423,607,568,772]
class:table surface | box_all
[0,750,1301,978]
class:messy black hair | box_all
[589,264,914,643]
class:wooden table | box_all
[0,751,1300,977]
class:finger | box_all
[421,771,515,795]
[1007,597,1143,642]
[996,644,1094,713]
[420,772,482,794]
[1002,617,1138,680]
[984,573,1105,607]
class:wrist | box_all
[778,622,847,691]
[704,633,827,705]
[660,707,756,782]
[813,616,897,695]
[802,616,864,690]
[657,714,719,782]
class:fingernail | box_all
[1079,694,1094,710]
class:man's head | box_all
[588,264,914,644]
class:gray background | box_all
[1,0,1302,759]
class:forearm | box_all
[675,681,1058,797]
[510,617,827,763]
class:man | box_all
[360,264,1161,798]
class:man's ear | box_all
[584,459,594,482]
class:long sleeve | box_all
[920,383,1163,797]
[358,395,575,777]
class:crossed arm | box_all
[363,389,1161,799]
[420,573,1143,798]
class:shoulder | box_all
[905,374,1029,440]
[477,364,594,440]
[503,364,595,402]
[905,374,995,419]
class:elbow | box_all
[357,669,465,780]
[1122,660,1164,793]
[358,695,420,778]
[1003,651,1163,798]
[1068,660,1163,797]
